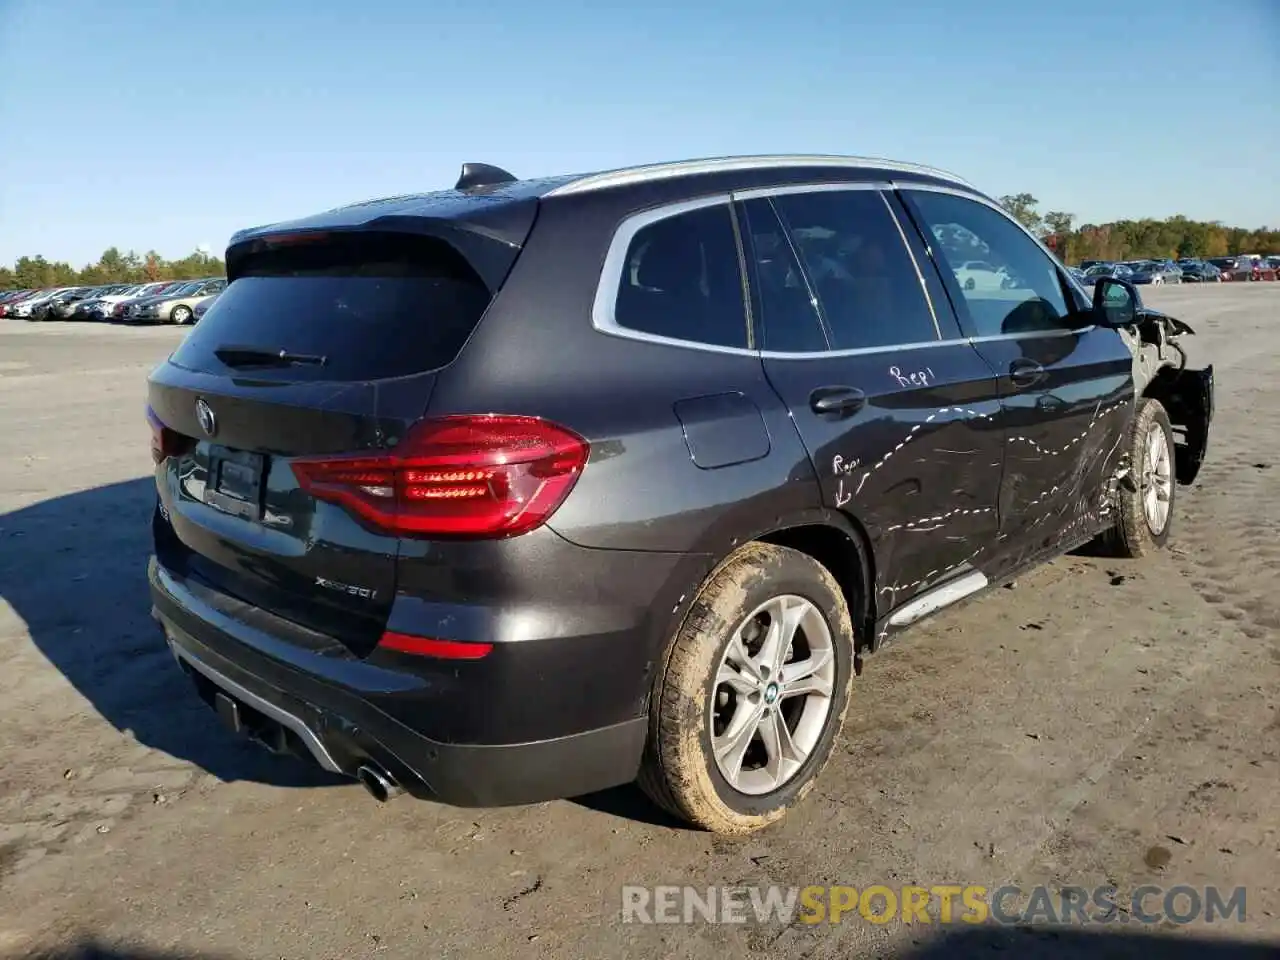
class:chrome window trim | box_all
[892,180,1099,336]
[760,338,964,360]
[731,180,886,201]
[967,330,1084,344]
[590,184,1094,361]
[550,154,972,198]
[590,192,759,356]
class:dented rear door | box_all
[741,187,1004,610]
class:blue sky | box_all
[1,0,1277,267]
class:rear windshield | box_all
[170,232,493,381]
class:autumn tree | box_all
[998,193,1044,234]
[1042,211,1076,260]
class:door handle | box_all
[809,386,866,417]
[1008,359,1046,388]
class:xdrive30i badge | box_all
[315,576,378,600]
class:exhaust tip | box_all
[356,764,403,802]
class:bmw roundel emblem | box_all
[195,398,217,437]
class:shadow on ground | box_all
[572,782,692,829]
[0,477,681,825]
[899,926,1277,959]
[18,928,1280,959]
[24,943,235,960]
[0,477,336,789]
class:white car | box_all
[8,287,78,318]
[952,260,1009,291]
[95,281,191,320]
[98,280,183,309]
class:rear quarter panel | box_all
[424,191,824,558]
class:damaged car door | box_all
[743,186,1005,612]
[898,187,1134,572]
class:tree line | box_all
[996,194,1278,264]
[0,247,227,290]
[3,200,1277,291]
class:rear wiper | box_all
[214,345,328,368]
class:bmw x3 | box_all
[147,155,1213,833]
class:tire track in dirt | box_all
[1169,416,1279,644]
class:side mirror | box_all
[1093,277,1142,327]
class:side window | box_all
[770,189,939,350]
[739,197,828,353]
[613,203,749,349]
[906,190,1071,337]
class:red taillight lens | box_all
[290,415,589,539]
[377,632,493,659]
[147,406,195,464]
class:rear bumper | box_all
[149,555,655,806]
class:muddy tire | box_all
[1105,398,1175,558]
[637,543,855,834]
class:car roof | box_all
[227,154,978,289]
[230,154,972,246]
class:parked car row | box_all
[1202,255,1280,282]
[1073,255,1280,285]
[0,277,226,324]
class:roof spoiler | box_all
[455,162,517,192]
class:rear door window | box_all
[739,197,829,353]
[770,189,940,350]
[612,203,750,349]
[170,232,493,381]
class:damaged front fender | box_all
[1154,363,1214,484]
[1122,308,1214,486]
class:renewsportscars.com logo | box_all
[620,884,1248,926]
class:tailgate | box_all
[148,229,499,657]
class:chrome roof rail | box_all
[545,154,973,197]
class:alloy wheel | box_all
[1143,423,1173,534]
[709,594,836,795]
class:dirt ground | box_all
[1,287,1277,959]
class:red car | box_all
[0,288,45,318]
[1228,257,1278,281]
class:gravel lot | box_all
[1,287,1277,959]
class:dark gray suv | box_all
[147,155,1214,834]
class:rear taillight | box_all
[290,414,589,539]
[147,406,195,464]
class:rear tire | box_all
[1104,398,1175,558]
[637,543,855,834]
[171,305,193,325]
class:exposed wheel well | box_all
[1139,360,1211,485]
[757,523,874,658]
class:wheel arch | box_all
[1138,362,1214,485]
[756,512,877,661]
[643,510,879,721]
